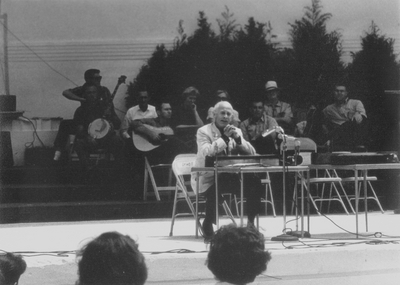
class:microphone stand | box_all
[271,133,298,241]
[288,140,311,238]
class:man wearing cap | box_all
[263,81,294,135]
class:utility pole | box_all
[0,0,9,95]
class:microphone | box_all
[294,139,301,166]
[262,128,276,137]
[262,126,285,137]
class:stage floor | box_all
[1,211,400,285]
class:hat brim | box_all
[266,87,280,92]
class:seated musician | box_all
[54,69,106,161]
[240,99,278,154]
[207,90,240,127]
[191,101,264,239]
[73,83,124,175]
[131,102,190,165]
[322,84,368,151]
[119,91,158,186]
[263,81,294,135]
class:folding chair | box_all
[341,171,384,213]
[143,156,175,201]
[304,169,351,215]
[234,172,276,218]
[169,154,236,237]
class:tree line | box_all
[126,0,399,151]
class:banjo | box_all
[88,75,126,140]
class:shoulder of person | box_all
[101,86,111,93]
[127,105,139,112]
[240,118,249,126]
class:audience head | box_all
[207,224,271,285]
[84,69,102,86]
[0,252,27,285]
[333,84,348,103]
[182,86,199,109]
[82,83,100,104]
[156,102,172,120]
[265,81,280,103]
[215,90,230,102]
[250,100,264,121]
[213,101,234,129]
[77,231,147,285]
[136,91,150,111]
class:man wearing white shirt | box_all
[120,91,158,198]
[120,91,157,139]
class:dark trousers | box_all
[204,173,263,224]
[329,119,368,151]
[74,132,125,173]
[54,119,76,150]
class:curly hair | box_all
[0,252,27,285]
[206,224,271,284]
[77,231,147,285]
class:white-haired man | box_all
[191,101,263,239]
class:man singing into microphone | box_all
[191,101,263,239]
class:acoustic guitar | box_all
[132,124,174,152]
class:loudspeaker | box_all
[0,95,16,111]
[0,131,14,167]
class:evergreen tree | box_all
[126,10,276,119]
[287,0,344,108]
[347,22,400,150]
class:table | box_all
[309,163,400,238]
[191,165,309,238]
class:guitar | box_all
[132,124,174,152]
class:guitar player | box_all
[131,102,190,166]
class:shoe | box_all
[247,221,256,229]
[53,150,62,161]
[202,220,214,239]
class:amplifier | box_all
[312,152,399,165]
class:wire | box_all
[0,19,78,86]
[20,116,46,148]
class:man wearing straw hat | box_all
[263,81,294,135]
